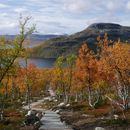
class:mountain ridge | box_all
[20,23,130,58]
[0,23,130,57]
[0,34,63,47]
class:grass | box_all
[0,110,24,130]
[0,98,26,130]
[59,100,130,130]
[0,124,20,130]
[106,118,129,126]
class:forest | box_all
[0,17,130,130]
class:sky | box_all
[0,0,130,35]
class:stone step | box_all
[39,110,72,130]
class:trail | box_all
[39,110,72,130]
[22,98,73,130]
[22,99,45,111]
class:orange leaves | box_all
[14,66,53,95]
[99,42,130,84]
[75,43,98,88]
[107,43,130,70]
[78,43,94,62]
[74,34,130,97]
[97,33,111,51]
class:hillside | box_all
[30,23,130,58]
[0,34,62,47]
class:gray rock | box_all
[58,102,65,107]
[55,109,61,114]
[113,114,119,120]
[66,104,70,107]
[25,114,40,125]
[82,114,94,118]
[95,127,106,130]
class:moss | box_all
[106,119,128,126]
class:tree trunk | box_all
[5,76,9,98]
[75,93,78,102]
[11,76,15,101]
[88,87,100,108]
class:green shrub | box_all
[94,96,107,109]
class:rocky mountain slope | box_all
[30,23,130,58]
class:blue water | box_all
[18,58,56,68]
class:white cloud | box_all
[14,7,28,13]
[28,0,35,1]
[0,3,9,8]
[126,1,130,10]
[0,0,130,34]
[0,21,17,29]
[63,0,89,13]
[62,0,125,14]
[0,21,17,34]
[106,1,114,11]
[1,13,8,17]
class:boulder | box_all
[113,114,119,120]
[58,102,65,107]
[44,97,52,101]
[36,112,43,119]
[54,99,58,102]
[22,101,26,105]
[26,110,32,116]
[34,121,41,129]
[25,114,40,125]
[95,127,106,130]
[26,110,37,117]
[66,104,70,107]
[55,109,61,114]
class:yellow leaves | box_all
[100,42,130,77]
[54,68,63,77]
[111,43,130,69]
[55,56,64,68]
[93,80,108,90]
[0,37,6,45]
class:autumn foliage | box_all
[51,34,130,110]
[0,33,130,113]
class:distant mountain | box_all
[0,34,63,47]
[30,23,130,58]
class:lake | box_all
[18,58,56,68]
